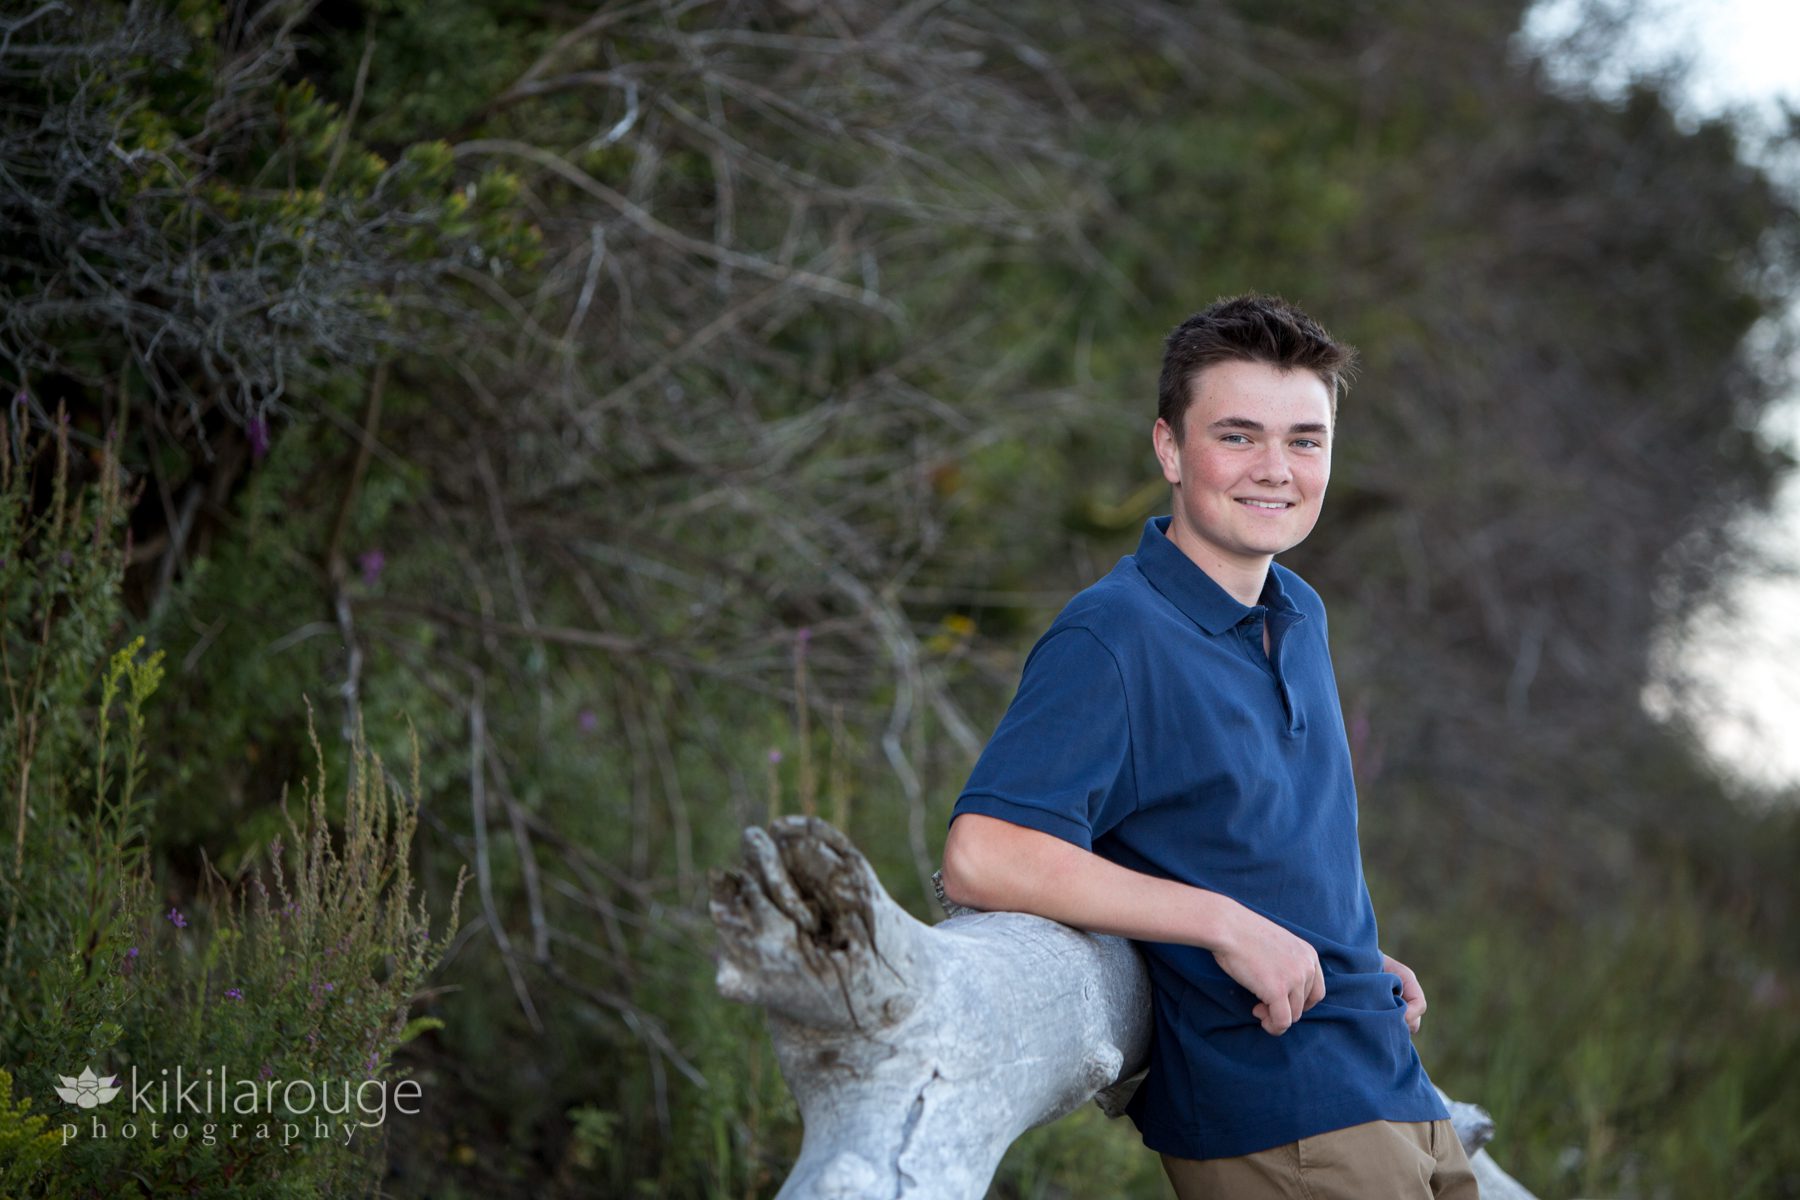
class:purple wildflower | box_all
[246,415,269,462]
[259,1063,274,1080]
[126,947,138,958]
[768,748,782,764]
[577,708,599,734]
[225,988,243,1002]
[357,548,385,586]
[166,907,188,929]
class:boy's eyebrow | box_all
[1207,416,1331,435]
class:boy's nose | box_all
[1252,446,1291,483]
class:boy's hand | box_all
[1382,952,1427,1035]
[1213,903,1325,1036]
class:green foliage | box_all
[990,1103,1168,1199]
[0,409,129,855]
[0,411,135,1050]
[0,1,539,436]
[0,1068,68,1199]
[93,637,166,862]
[1415,861,1800,1199]
[193,709,469,1088]
[326,0,551,142]
[142,399,459,862]
[0,424,465,1197]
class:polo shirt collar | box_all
[1134,515,1296,635]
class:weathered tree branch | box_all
[713,816,1540,1200]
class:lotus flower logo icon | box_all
[54,1066,121,1108]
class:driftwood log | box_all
[712,816,1539,1199]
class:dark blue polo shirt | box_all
[951,515,1447,1159]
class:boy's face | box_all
[1152,359,1334,576]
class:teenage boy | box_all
[941,295,1477,1199]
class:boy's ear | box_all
[1153,418,1181,486]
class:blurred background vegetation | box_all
[3,0,1798,1196]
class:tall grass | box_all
[0,416,465,1197]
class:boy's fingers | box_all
[1263,993,1294,1035]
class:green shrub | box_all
[0,1067,67,1198]
[1,414,465,1197]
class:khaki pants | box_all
[1161,1119,1479,1200]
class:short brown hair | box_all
[1157,294,1356,436]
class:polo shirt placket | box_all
[1230,600,1302,733]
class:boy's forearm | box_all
[943,812,1327,1035]
[941,812,1242,950]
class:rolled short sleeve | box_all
[951,626,1137,851]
